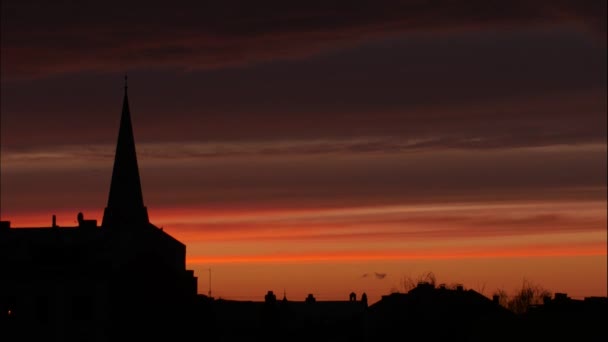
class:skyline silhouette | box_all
[1,78,605,303]
[1,0,606,306]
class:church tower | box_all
[102,76,149,227]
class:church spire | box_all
[102,76,149,228]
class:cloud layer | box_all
[2,0,606,79]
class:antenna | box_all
[208,268,212,298]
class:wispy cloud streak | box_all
[2,140,606,167]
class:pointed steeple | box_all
[102,76,149,228]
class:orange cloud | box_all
[186,242,606,264]
[151,200,606,243]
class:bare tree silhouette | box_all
[494,279,552,314]
[493,288,510,308]
[393,271,437,293]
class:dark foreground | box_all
[3,285,606,342]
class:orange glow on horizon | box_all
[186,242,607,264]
[3,199,606,299]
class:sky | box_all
[1,0,606,303]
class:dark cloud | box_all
[1,0,605,79]
[1,2,605,152]
[362,273,387,280]
[374,273,387,280]
[2,74,605,149]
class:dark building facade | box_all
[0,83,198,341]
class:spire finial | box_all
[124,74,128,92]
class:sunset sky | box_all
[1,1,606,303]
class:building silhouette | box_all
[0,80,198,341]
[366,281,514,341]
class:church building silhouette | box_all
[0,79,198,341]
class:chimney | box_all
[77,212,97,229]
[305,294,316,304]
[52,215,57,228]
[265,291,277,304]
